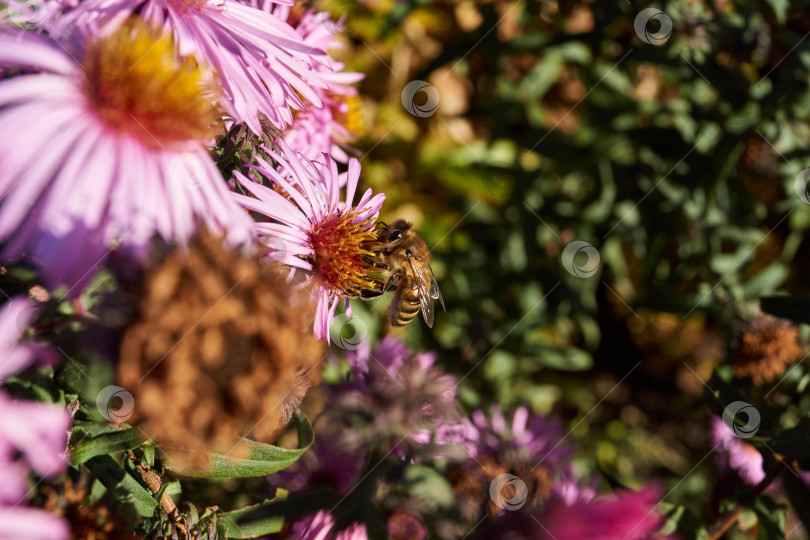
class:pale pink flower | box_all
[46,0,329,134]
[710,416,765,485]
[0,27,253,292]
[291,510,368,540]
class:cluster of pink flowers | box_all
[0,298,71,539]
[0,0,366,337]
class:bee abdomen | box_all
[390,287,421,326]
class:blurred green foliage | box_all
[328,0,810,536]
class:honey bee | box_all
[361,220,445,327]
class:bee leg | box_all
[361,254,392,270]
[360,288,384,299]
[384,275,400,292]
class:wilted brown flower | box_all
[118,229,324,470]
[42,478,138,540]
[448,456,552,521]
[734,314,805,385]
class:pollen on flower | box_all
[311,210,378,297]
[334,94,365,138]
[83,20,216,148]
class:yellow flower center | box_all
[311,210,378,297]
[83,20,216,148]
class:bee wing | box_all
[428,264,445,311]
[408,258,435,328]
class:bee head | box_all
[386,219,412,242]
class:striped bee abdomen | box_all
[390,283,421,326]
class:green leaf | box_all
[54,357,88,395]
[71,428,143,466]
[85,455,158,518]
[754,495,786,540]
[217,490,289,538]
[403,465,454,507]
[172,412,314,479]
[71,421,127,439]
[764,0,788,24]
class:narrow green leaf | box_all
[173,412,314,479]
[218,490,289,538]
[71,428,143,466]
[71,420,127,439]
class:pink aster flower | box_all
[477,485,672,540]
[46,0,329,134]
[291,510,368,540]
[538,485,671,540]
[710,416,765,485]
[231,139,384,340]
[0,26,253,293]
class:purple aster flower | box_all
[0,506,69,540]
[710,416,765,485]
[291,510,368,540]
[231,139,384,340]
[0,26,253,293]
[0,394,71,480]
[469,405,574,468]
[46,0,329,134]
[326,337,467,459]
[0,297,70,539]
[0,297,58,379]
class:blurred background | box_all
[322,0,810,536]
